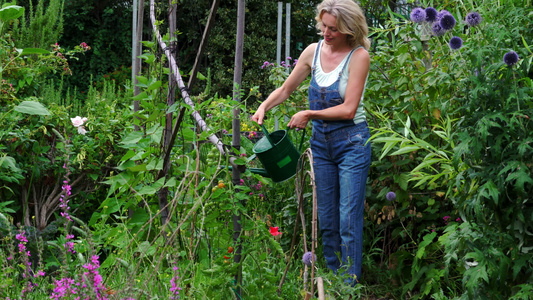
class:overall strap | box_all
[338,46,362,76]
[311,40,323,73]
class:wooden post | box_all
[232,0,245,297]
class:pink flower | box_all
[77,126,87,135]
[70,116,87,127]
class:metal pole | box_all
[285,3,291,63]
[132,0,138,83]
[276,2,282,65]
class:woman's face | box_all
[320,12,347,46]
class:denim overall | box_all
[309,40,371,284]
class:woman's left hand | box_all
[288,110,310,129]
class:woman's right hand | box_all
[251,108,265,125]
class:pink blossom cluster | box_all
[170,266,182,299]
[50,256,109,300]
[81,255,107,298]
[260,57,298,69]
[15,230,45,296]
[60,180,73,222]
[79,42,91,51]
[50,277,79,299]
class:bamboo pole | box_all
[188,0,220,90]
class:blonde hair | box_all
[315,0,370,49]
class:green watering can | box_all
[251,125,306,183]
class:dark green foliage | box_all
[11,0,64,49]
[58,0,134,93]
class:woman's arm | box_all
[251,43,316,125]
[288,47,370,129]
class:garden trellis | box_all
[147,0,246,297]
[144,1,324,297]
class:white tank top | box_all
[313,42,367,124]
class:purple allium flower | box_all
[302,251,316,266]
[439,14,456,30]
[449,36,463,50]
[503,51,519,66]
[465,12,482,27]
[432,22,446,36]
[410,7,426,23]
[386,191,396,201]
[425,7,438,22]
[436,10,451,21]
[261,61,270,69]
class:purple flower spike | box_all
[302,251,317,266]
[410,7,426,23]
[449,36,463,50]
[432,22,446,36]
[386,191,396,201]
[425,7,438,23]
[465,12,482,27]
[440,14,456,30]
[503,51,519,67]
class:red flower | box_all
[269,226,281,236]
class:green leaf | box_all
[19,48,50,55]
[120,132,143,145]
[479,180,500,205]
[411,158,443,173]
[14,101,50,115]
[139,53,156,64]
[0,5,24,21]
[164,177,177,188]
[146,79,162,91]
[131,91,148,100]
[416,231,437,259]
[127,163,147,172]
[0,155,20,172]
[389,145,421,156]
[394,173,410,191]
[137,185,157,195]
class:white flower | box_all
[77,126,87,135]
[71,116,87,127]
[464,260,479,268]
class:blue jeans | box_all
[310,121,371,283]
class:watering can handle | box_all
[296,128,307,152]
[260,125,275,146]
[261,124,307,151]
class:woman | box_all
[252,0,371,284]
